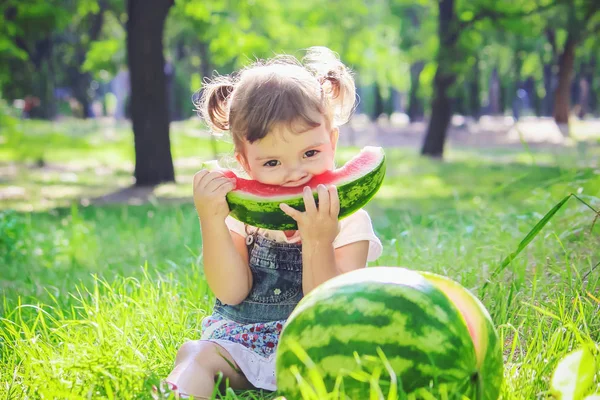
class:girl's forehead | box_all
[247,123,330,157]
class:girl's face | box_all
[237,115,338,187]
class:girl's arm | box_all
[200,219,252,305]
[301,240,369,294]
[193,169,252,305]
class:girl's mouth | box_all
[281,175,311,187]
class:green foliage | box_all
[0,0,70,88]
[0,210,30,264]
[1,0,599,123]
[81,9,126,80]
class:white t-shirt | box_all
[225,209,383,262]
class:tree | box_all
[66,1,110,118]
[389,1,436,122]
[551,0,600,130]
[420,0,458,157]
[127,0,175,186]
[419,0,558,157]
[2,1,70,118]
[2,0,124,119]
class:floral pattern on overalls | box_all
[201,234,303,357]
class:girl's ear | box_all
[235,151,251,175]
[330,126,339,152]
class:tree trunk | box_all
[372,83,385,121]
[576,58,594,119]
[421,0,457,158]
[468,56,480,120]
[421,72,453,157]
[39,52,57,119]
[526,77,541,117]
[589,56,597,115]
[542,29,558,117]
[72,2,106,119]
[553,34,576,127]
[408,61,424,122]
[489,68,501,115]
[71,70,93,118]
[30,38,55,119]
[577,75,589,119]
[512,49,523,120]
[542,63,553,116]
[127,0,175,186]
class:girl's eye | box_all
[304,150,319,158]
[263,160,280,167]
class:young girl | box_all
[166,47,383,398]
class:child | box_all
[166,47,383,398]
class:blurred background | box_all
[1,0,599,209]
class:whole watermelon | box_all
[275,267,503,399]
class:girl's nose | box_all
[286,168,308,184]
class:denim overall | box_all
[212,233,304,324]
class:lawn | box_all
[1,119,599,399]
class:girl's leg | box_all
[166,340,254,399]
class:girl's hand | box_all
[280,184,340,245]
[193,169,236,223]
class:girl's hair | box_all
[196,47,356,153]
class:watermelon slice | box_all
[213,146,385,230]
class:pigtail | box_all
[302,46,356,125]
[196,75,235,133]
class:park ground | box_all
[1,117,599,399]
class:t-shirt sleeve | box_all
[333,209,383,262]
[225,216,247,238]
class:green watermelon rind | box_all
[275,267,485,399]
[421,271,504,400]
[225,149,386,230]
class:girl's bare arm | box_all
[200,219,252,305]
[301,240,369,294]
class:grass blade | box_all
[481,193,599,296]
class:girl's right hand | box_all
[193,169,236,222]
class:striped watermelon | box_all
[275,267,503,399]
[220,146,385,230]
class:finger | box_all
[205,176,234,193]
[216,179,236,196]
[280,203,301,220]
[317,184,329,215]
[193,169,210,188]
[329,185,340,217]
[303,186,317,214]
[198,170,225,188]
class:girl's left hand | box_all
[280,184,340,245]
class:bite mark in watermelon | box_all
[220,146,385,230]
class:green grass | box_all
[1,119,600,399]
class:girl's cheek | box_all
[256,169,281,185]
[313,157,333,174]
